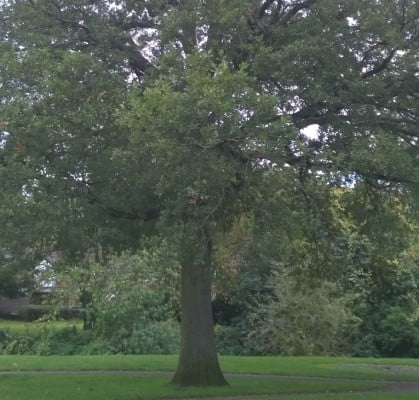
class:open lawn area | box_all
[0,319,83,333]
[1,355,419,381]
[0,356,418,400]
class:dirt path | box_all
[0,370,418,393]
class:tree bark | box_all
[172,235,227,386]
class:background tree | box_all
[0,0,418,386]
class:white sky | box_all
[300,124,320,139]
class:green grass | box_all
[0,355,418,382]
[0,375,380,400]
[221,356,419,382]
[0,356,418,400]
[277,395,419,400]
[0,355,178,372]
[0,319,82,334]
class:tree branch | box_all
[290,101,344,128]
[362,49,397,79]
[106,206,160,221]
[258,0,276,19]
[282,0,317,24]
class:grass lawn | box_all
[0,374,381,400]
[0,356,418,399]
[221,356,419,382]
[281,395,419,400]
[0,355,418,382]
[0,319,82,333]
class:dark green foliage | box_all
[0,322,179,356]
[14,305,83,322]
[0,324,90,355]
[246,274,358,356]
[211,182,419,357]
[81,248,180,355]
[215,322,249,356]
[374,306,419,357]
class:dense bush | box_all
[1,238,416,357]
[1,245,181,356]
[375,306,419,357]
[101,320,179,355]
[1,333,34,355]
[245,272,359,356]
[0,321,178,355]
[84,247,180,354]
[215,322,248,355]
[0,324,92,355]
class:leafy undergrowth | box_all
[0,375,379,400]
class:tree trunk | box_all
[172,236,227,386]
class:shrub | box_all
[0,321,92,355]
[374,306,419,357]
[85,246,180,354]
[215,323,248,355]
[3,335,34,355]
[246,272,359,355]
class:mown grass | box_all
[0,319,82,334]
[0,356,418,400]
[280,395,419,400]
[0,374,380,400]
[221,356,419,382]
[0,355,418,382]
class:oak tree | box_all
[1,0,418,386]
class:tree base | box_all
[171,365,228,387]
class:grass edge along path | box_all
[0,356,418,400]
[0,374,383,400]
[2,370,419,391]
[0,355,419,382]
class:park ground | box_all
[0,355,418,400]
